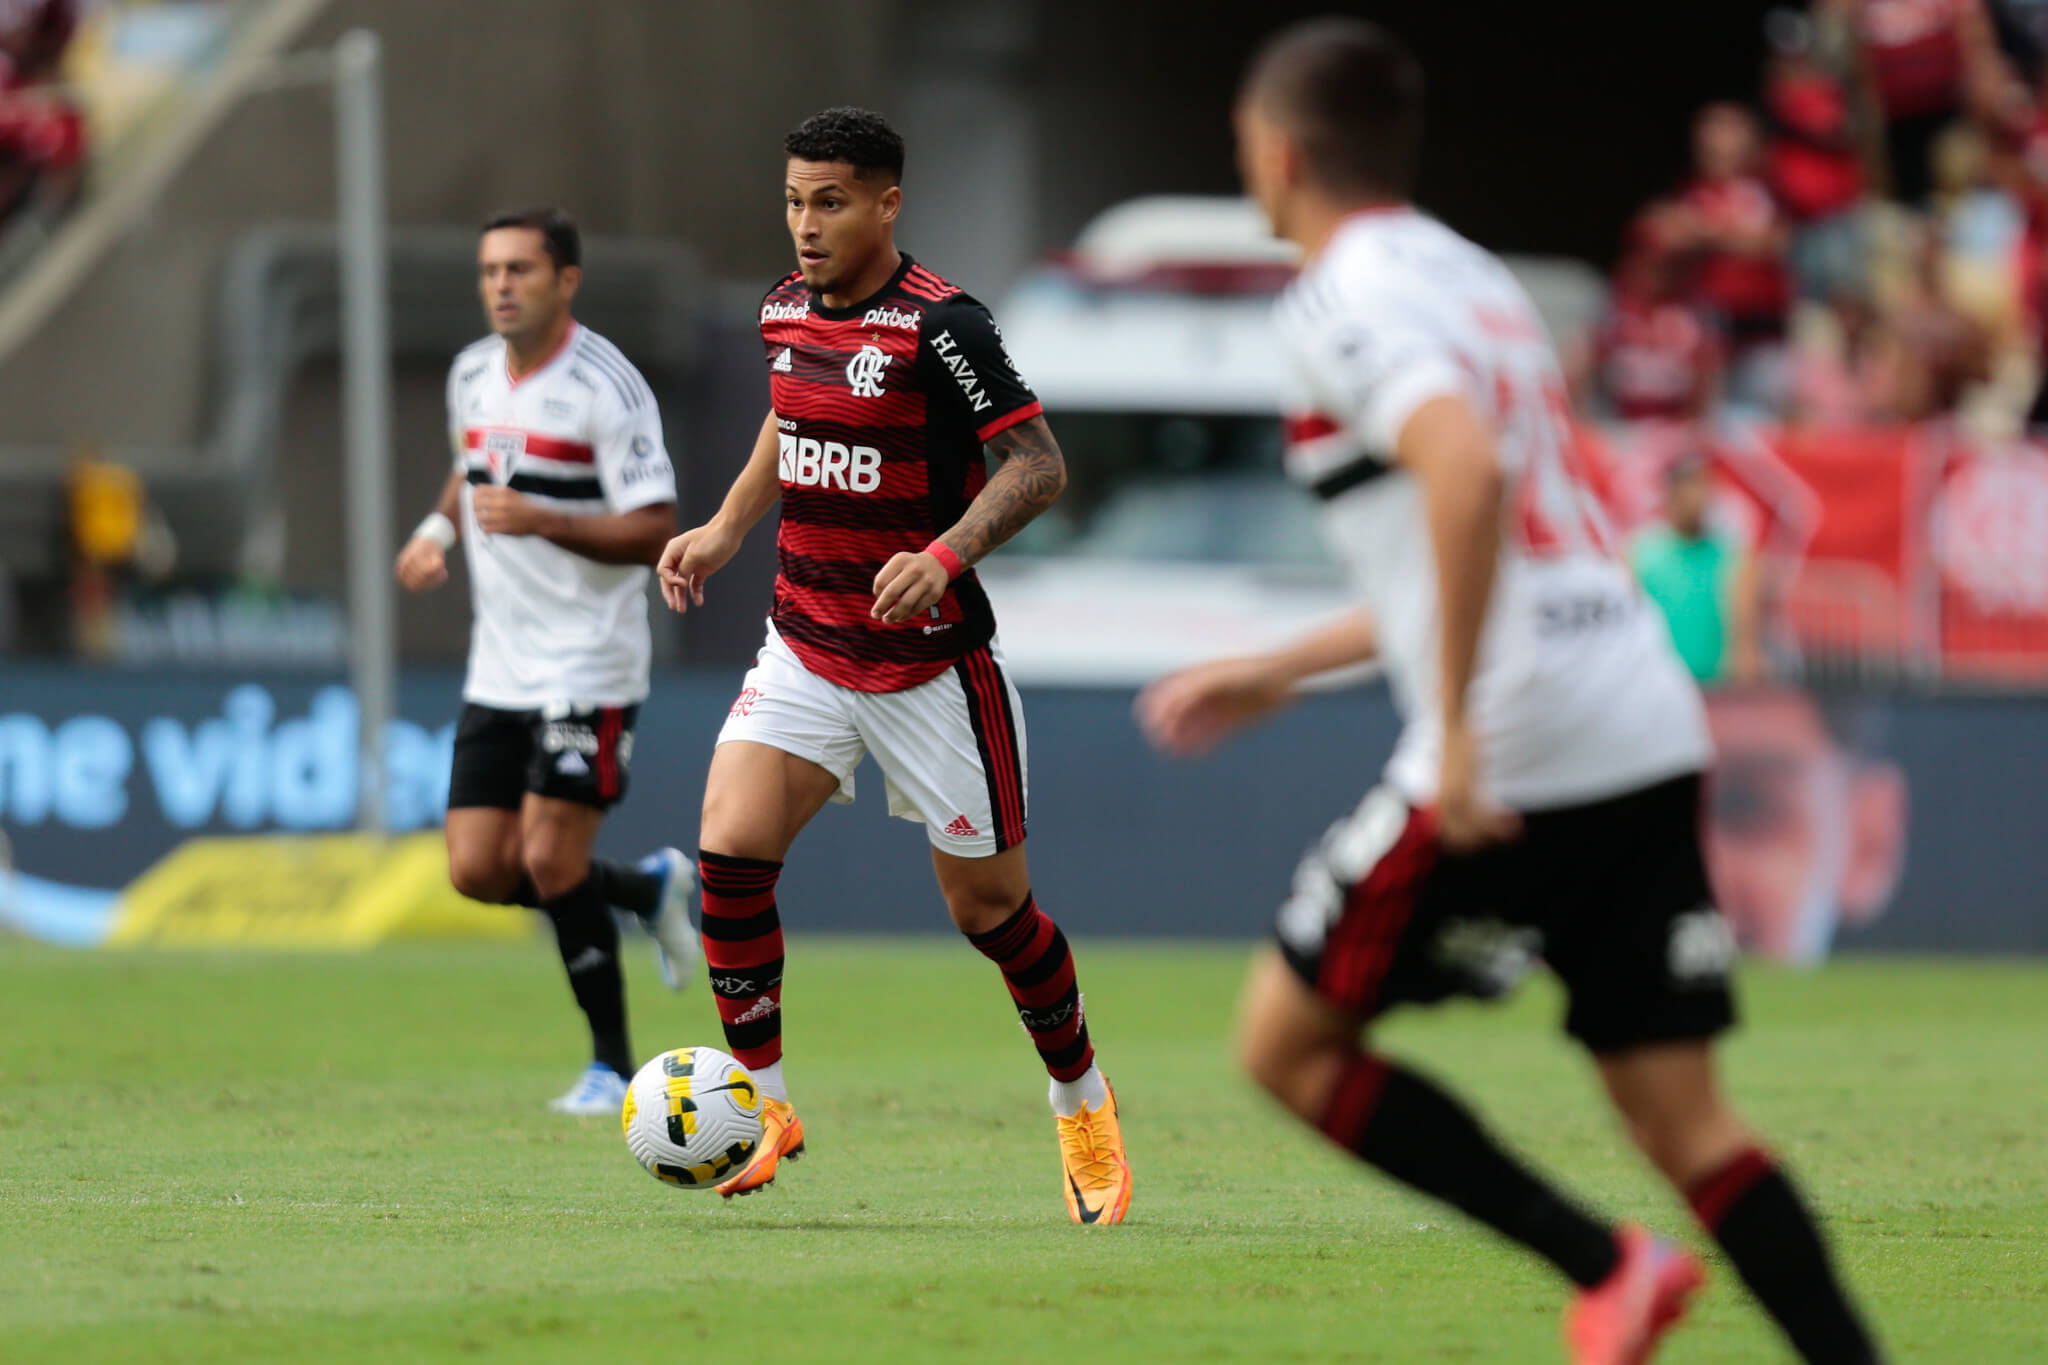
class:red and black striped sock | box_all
[1689,1147,1881,1363]
[965,894,1094,1082]
[1319,1054,1621,1289]
[697,850,785,1071]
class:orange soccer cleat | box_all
[1564,1224,1705,1365]
[1055,1079,1133,1226]
[717,1096,805,1199]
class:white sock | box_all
[1048,1064,1108,1117]
[751,1060,788,1104]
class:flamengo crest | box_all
[847,344,892,398]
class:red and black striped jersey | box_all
[760,253,1042,692]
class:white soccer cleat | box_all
[640,847,700,992]
[547,1062,629,1116]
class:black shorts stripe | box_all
[955,646,1026,851]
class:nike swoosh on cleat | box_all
[1068,1173,1105,1224]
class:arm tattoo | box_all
[938,415,1067,567]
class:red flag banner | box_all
[1587,423,2048,681]
[1930,440,2048,680]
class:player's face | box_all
[477,228,577,342]
[786,160,899,296]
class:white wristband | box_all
[412,512,457,550]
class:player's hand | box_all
[658,522,742,613]
[1435,722,1521,852]
[394,537,448,592]
[1136,656,1293,758]
[871,551,950,623]
[471,486,552,536]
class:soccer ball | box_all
[621,1046,764,1189]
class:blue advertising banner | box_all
[2,666,2044,954]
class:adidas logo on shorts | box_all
[943,814,979,838]
[557,750,590,776]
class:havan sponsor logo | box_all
[929,330,991,412]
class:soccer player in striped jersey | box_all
[1141,21,1881,1364]
[656,108,1133,1223]
[395,208,699,1116]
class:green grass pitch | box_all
[3,937,2044,1362]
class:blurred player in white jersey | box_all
[395,208,698,1115]
[1139,21,1881,1365]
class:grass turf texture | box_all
[2,939,2043,1363]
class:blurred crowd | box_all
[1579,0,2048,436]
[0,0,85,238]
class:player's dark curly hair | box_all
[784,106,905,184]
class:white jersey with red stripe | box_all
[1277,208,1709,810]
[446,323,676,710]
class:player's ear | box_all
[557,263,582,304]
[878,183,902,225]
[1277,131,1306,192]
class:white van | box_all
[982,196,1604,687]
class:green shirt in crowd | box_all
[1631,526,1742,684]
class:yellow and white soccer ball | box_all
[621,1046,764,1190]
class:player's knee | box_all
[942,885,1016,935]
[1238,1025,1324,1116]
[521,842,589,903]
[447,847,519,904]
[1615,1099,1750,1187]
[699,791,783,864]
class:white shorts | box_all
[716,623,1029,857]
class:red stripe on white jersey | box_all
[464,427,595,464]
[1284,413,1343,445]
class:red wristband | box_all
[924,540,964,581]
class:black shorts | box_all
[1274,772,1736,1054]
[447,702,640,812]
